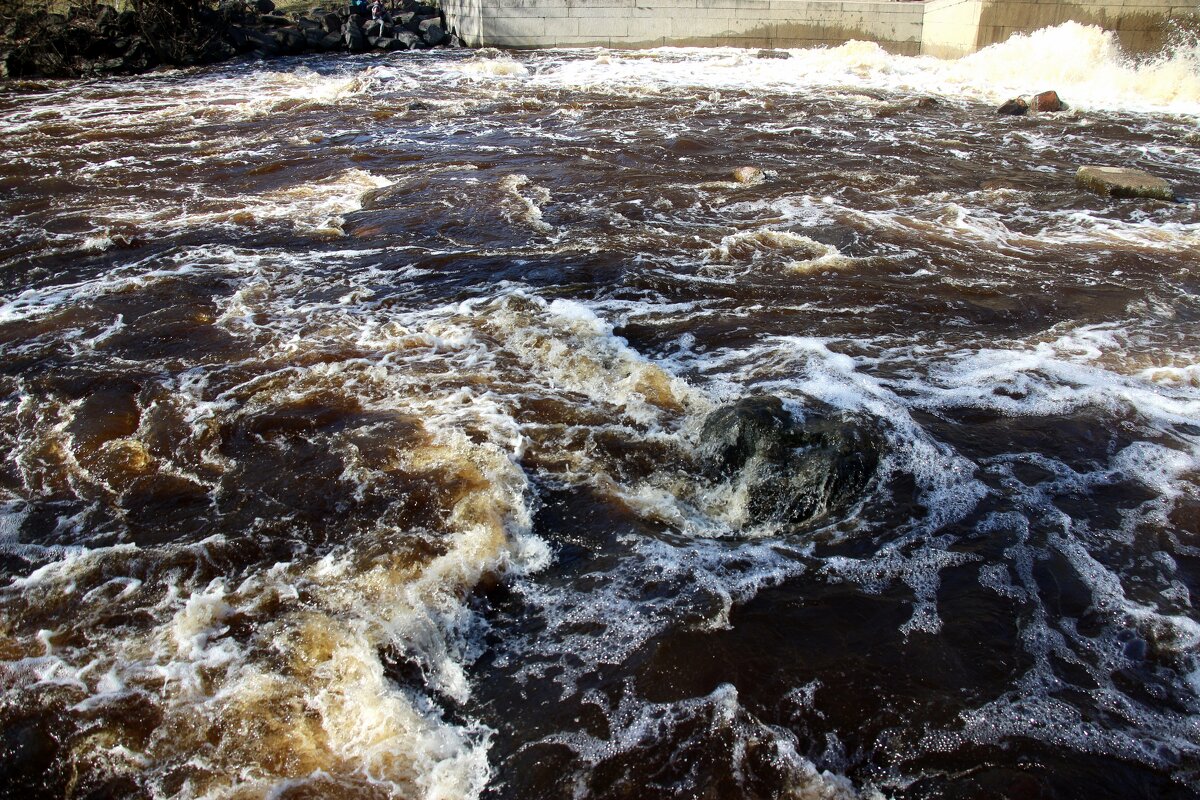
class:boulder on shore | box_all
[1076,166,1174,201]
[342,17,367,51]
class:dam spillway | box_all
[441,0,1195,57]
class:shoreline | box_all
[0,0,461,80]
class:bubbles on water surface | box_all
[0,25,1198,800]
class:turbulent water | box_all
[1,20,1200,800]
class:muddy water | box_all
[1,22,1200,800]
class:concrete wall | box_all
[920,0,981,57]
[441,0,1194,56]
[442,0,926,54]
[922,0,1196,56]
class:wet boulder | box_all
[997,97,1029,116]
[255,0,276,12]
[323,12,343,33]
[731,166,766,184]
[1033,90,1066,112]
[1076,166,1174,201]
[699,396,880,530]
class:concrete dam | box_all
[440,0,1195,58]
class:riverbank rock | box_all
[1076,166,1174,201]
[343,17,367,51]
[699,396,880,531]
[1033,90,1066,112]
[0,0,459,79]
[997,97,1029,116]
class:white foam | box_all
[541,683,858,799]
[525,24,1200,116]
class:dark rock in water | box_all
[997,97,1029,116]
[1076,166,1174,201]
[343,18,367,51]
[913,96,939,109]
[420,23,446,46]
[755,49,790,59]
[254,0,276,13]
[319,32,343,50]
[1033,90,1066,112]
[699,396,880,530]
[447,33,463,48]
[324,12,343,33]
[259,14,292,27]
[375,36,405,51]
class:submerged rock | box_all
[699,396,880,531]
[730,166,766,184]
[1076,166,1174,201]
[755,49,790,59]
[1033,90,1066,112]
[997,97,1029,116]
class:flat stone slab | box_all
[1076,166,1174,201]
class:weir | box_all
[440,0,1194,56]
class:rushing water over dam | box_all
[1,22,1200,800]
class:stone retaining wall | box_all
[441,0,1195,56]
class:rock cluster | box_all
[226,0,456,58]
[997,90,1068,116]
[1,4,166,77]
[0,0,458,79]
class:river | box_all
[1,21,1199,800]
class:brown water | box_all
[1,26,1200,800]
